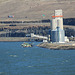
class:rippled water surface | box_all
[0,42,75,75]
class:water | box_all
[0,42,75,75]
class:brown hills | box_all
[0,0,75,21]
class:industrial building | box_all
[51,9,65,43]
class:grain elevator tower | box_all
[51,9,65,43]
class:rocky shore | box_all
[37,42,75,50]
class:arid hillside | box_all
[0,0,75,20]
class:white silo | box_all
[51,9,65,43]
[51,27,65,43]
[51,18,57,30]
[55,9,63,29]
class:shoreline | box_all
[0,37,31,42]
[0,37,75,41]
[0,37,42,42]
[37,42,75,50]
[0,37,75,50]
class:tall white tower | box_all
[51,9,63,30]
[51,9,65,43]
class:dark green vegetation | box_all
[0,18,75,37]
[63,18,75,26]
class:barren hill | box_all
[0,0,75,20]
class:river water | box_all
[0,42,75,75]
